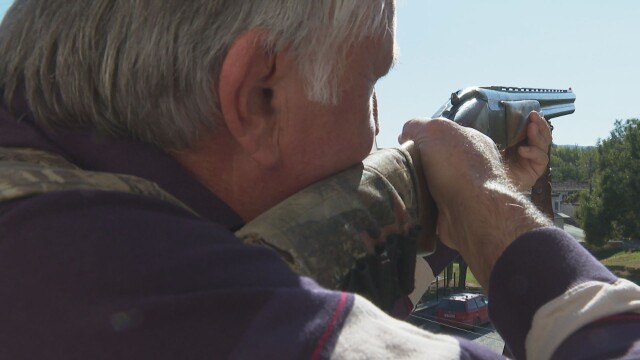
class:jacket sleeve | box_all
[488,227,640,359]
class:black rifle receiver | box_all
[433,86,576,149]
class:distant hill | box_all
[554,144,596,149]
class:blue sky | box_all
[376,0,640,147]
[0,1,638,146]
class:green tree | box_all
[550,145,596,183]
[577,119,640,245]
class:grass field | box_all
[451,263,480,288]
[592,248,640,285]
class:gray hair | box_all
[0,0,394,150]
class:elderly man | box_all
[0,0,638,359]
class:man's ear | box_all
[218,29,283,168]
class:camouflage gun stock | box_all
[433,86,576,149]
[235,142,437,312]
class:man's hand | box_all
[399,119,551,289]
[505,111,552,191]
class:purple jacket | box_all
[1,95,639,359]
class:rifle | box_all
[235,86,576,312]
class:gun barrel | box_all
[481,86,576,120]
[540,102,576,119]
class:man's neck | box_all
[171,133,292,222]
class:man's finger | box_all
[527,122,545,150]
[528,112,552,147]
[398,118,431,144]
[518,145,549,167]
